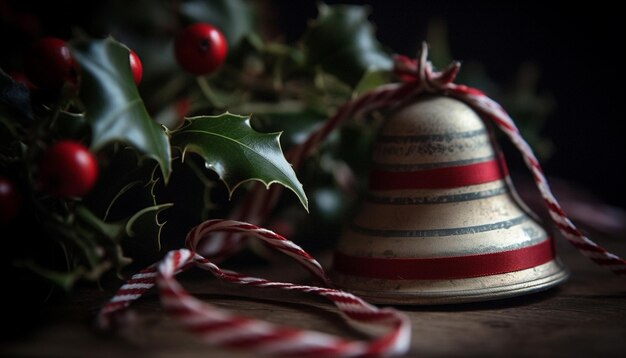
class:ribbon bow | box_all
[393,42,460,92]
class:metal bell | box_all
[332,95,568,304]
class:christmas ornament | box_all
[332,95,568,303]
[100,43,626,357]
[227,43,626,280]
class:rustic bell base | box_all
[331,259,568,305]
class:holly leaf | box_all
[80,146,172,266]
[33,204,129,289]
[302,4,392,87]
[125,203,173,248]
[119,201,175,267]
[85,147,161,219]
[16,261,83,291]
[252,110,327,149]
[50,111,91,141]
[353,68,392,96]
[74,206,133,278]
[171,113,308,210]
[71,37,172,180]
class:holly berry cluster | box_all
[1,2,398,295]
[1,23,227,224]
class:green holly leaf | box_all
[50,111,91,141]
[302,4,392,87]
[353,68,392,96]
[75,205,126,244]
[171,113,308,210]
[81,146,172,263]
[252,110,327,149]
[71,37,172,181]
[16,261,83,291]
[32,204,130,289]
[85,147,160,219]
[125,203,173,248]
[74,206,133,278]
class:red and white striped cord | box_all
[222,42,626,275]
[201,78,421,259]
[98,220,411,357]
[99,41,624,358]
[443,72,626,274]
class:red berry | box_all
[39,140,98,198]
[129,49,143,85]
[174,23,228,75]
[0,176,23,224]
[23,37,76,89]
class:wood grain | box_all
[2,235,625,357]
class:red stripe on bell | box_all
[369,154,508,190]
[333,239,555,280]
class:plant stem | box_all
[196,76,223,107]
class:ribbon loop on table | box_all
[98,220,411,357]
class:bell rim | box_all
[331,259,569,305]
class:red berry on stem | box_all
[39,140,98,198]
[174,23,228,75]
[129,49,143,85]
[0,176,23,224]
[24,37,76,89]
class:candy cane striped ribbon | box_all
[98,219,411,357]
[225,42,626,275]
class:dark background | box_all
[2,0,624,210]
[270,0,626,210]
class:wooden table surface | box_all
[2,234,625,357]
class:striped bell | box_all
[332,95,568,304]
